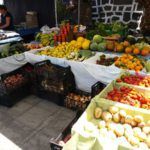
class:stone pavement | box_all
[0,95,76,150]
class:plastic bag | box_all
[40,25,51,34]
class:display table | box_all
[0,48,149,92]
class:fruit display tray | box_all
[97,81,150,110]
[67,98,149,150]
[115,71,150,91]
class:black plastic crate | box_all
[65,90,91,111]
[91,81,106,98]
[21,63,36,94]
[0,66,31,107]
[34,60,76,106]
[50,111,82,150]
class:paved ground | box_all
[0,95,76,150]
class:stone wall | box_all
[92,0,143,29]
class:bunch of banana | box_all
[41,34,52,46]
[35,32,55,47]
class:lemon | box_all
[84,39,91,44]
[70,40,77,45]
[77,41,82,49]
[77,37,85,43]
[82,41,90,50]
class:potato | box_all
[113,113,121,123]
[99,128,108,137]
[119,110,126,118]
[98,120,106,129]
[102,111,112,122]
[94,107,102,119]
[137,132,147,142]
[124,129,133,139]
[138,142,149,150]
[146,135,150,148]
[109,106,119,114]
[107,131,116,141]
[147,120,150,126]
[133,127,142,137]
[107,122,116,131]
[114,124,124,137]
[117,136,131,147]
[134,115,143,123]
[138,122,146,128]
[125,115,133,124]
[131,120,137,127]
[120,117,125,124]
[128,136,139,146]
[123,124,132,131]
[142,126,150,135]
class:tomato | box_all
[116,79,122,82]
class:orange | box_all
[141,47,150,56]
[135,65,143,72]
[125,47,132,53]
[123,41,130,47]
[128,55,133,60]
[106,41,115,51]
[133,48,140,55]
[115,61,120,66]
[116,44,124,52]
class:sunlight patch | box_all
[0,133,22,150]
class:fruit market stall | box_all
[0,21,149,92]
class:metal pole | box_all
[78,0,80,30]
[54,0,58,27]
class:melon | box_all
[97,42,106,51]
[93,35,103,43]
[90,42,98,51]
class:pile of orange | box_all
[124,43,150,56]
[114,54,144,71]
[108,40,150,56]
